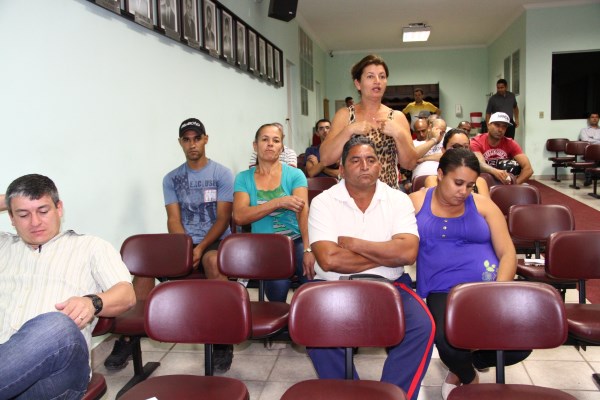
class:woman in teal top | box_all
[234,123,315,301]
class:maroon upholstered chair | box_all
[410,174,431,193]
[445,282,574,400]
[545,230,600,388]
[509,204,576,300]
[307,176,338,204]
[577,144,600,198]
[281,281,407,400]
[218,233,295,340]
[119,280,252,400]
[110,234,194,397]
[546,138,576,182]
[565,140,592,189]
[83,317,114,400]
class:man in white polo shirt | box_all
[307,136,434,400]
[0,174,134,399]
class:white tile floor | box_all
[93,176,600,399]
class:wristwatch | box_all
[84,294,103,315]
[303,248,312,254]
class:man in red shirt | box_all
[470,112,533,185]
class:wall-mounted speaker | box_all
[268,0,298,22]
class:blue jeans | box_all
[265,237,308,302]
[0,312,90,400]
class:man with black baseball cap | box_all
[104,117,236,372]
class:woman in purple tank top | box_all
[409,148,523,399]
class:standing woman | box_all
[319,54,417,189]
[410,148,525,399]
[233,123,315,302]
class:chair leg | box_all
[115,337,160,398]
[552,165,560,182]
[589,178,600,199]
[570,171,580,189]
[593,373,600,389]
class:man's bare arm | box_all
[312,240,378,273]
[338,233,418,267]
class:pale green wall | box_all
[0,0,327,245]
[325,48,489,130]
[523,3,600,177]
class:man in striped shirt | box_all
[0,174,135,399]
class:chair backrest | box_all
[446,282,567,350]
[546,230,600,280]
[508,204,574,242]
[565,140,589,157]
[120,233,193,278]
[217,233,295,280]
[490,184,541,217]
[288,281,405,348]
[145,280,252,344]
[546,138,569,154]
[411,174,431,193]
[307,176,338,191]
[584,143,600,162]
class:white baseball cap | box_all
[489,112,512,126]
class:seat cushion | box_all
[448,383,576,399]
[549,156,576,163]
[82,373,107,400]
[250,301,289,338]
[281,379,406,400]
[111,300,146,335]
[564,304,600,343]
[516,260,577,285]
[119,375,249,400]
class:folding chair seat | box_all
[578,144,600,198]
[281,281,407,400]
[565,141,592,189]
[307,176,338,204]
[119,280,251,400]
[545,230,600,388]
[109,234,194,397]
[445,282,574,400]
[509,204,576,300]
[218,233,295,340]
[546,138,576,182]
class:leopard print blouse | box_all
[349,105,399,189]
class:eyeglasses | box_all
[450,143,470,149]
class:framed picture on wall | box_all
[273,48,282,85]
[221,10,235,64]
[258,37,266,78]
[159,0,179,39]
[126,0,153,29]
[202,0,218,56]
[181,0,199,47]
[236,21,247,70]
[248,30,258,75]
[266,43,274,81]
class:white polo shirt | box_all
[308,180,418,281]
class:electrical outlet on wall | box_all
[539,111,544,118]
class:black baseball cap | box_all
[179,118,206,137]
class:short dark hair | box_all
[496,78,508,87]
[6,174,60,215]
[414,88,424,95]
[457,121,471,129]
[344,96,353,103]
[350,54,389,82]
[442,129,469,149]
[341,136,376,165]
[315,118,331,130]
[438,148,480,176]
[588,112,599,119]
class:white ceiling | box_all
[295,0,596,53]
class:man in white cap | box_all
[470,112,533,185]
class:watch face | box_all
[86,295,103,314]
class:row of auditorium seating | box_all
[547,139,600,195]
